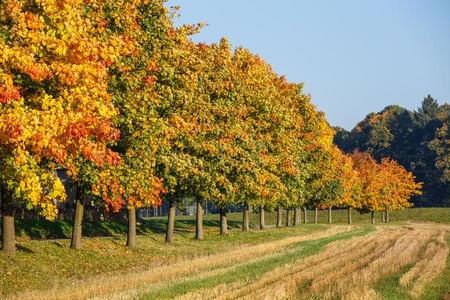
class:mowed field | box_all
[1,208,450,300]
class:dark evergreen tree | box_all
[415,95,440,126]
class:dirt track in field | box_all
[9,223,450,300]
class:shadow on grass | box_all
[11,217,243,240]
[52,241,65,248]
[15,219,129,239]
[141,218,243,234]
[16,219,73,239]
[16,244,35,254]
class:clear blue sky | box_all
[167,0,450,130]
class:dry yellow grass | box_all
[340,287,380,300]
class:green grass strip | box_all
[420,236,450,300]
[140,226,375,299]
[374,264,414,300]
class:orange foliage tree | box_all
[377,158,422,221]
[351,151,421,223]
[0,0,129,254]
[88,0,174,248]
[333,153,362,224]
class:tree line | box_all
[0,0,421,255]
[334,96,449,207]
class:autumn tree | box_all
[377,158,422,222]
[351,151,421,224]
[85,1,207,246]
[124,17,217,242]
[327,147,346,223]
[351,152,384,223]
[333,153,362,224]
[194,39,241,236]
[189,40,289,235]
[0,0,129,254]
[89,0,181,247]
[311,146,345,224]
[231,48,313,231]
[48,0,175,250]
[299,99,337,224]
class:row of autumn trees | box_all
[0,0,421,255]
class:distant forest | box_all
[334,96,449,207]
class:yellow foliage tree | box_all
[0,0,128,254]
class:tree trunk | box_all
[1,187,15,255]
[303,207,307,224]
[382,210,386,223]
[70,195,84,250]
[293,208,300,226]
[86,206,95,222]
[328,206,332,224]
[371,211,375,224]
[58,208,65,221]
[285,209,291,227]
[348,207,352,224]
[104,209,110,222]
[242,204,249,232]
[259,207,266,230]
[195,199,204,240]
[165,199,176,243]
[276,207,282,227]
[314,206,318,224]
[126,206,137,248]
[220,206,228,235]
[386,210,390,223]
